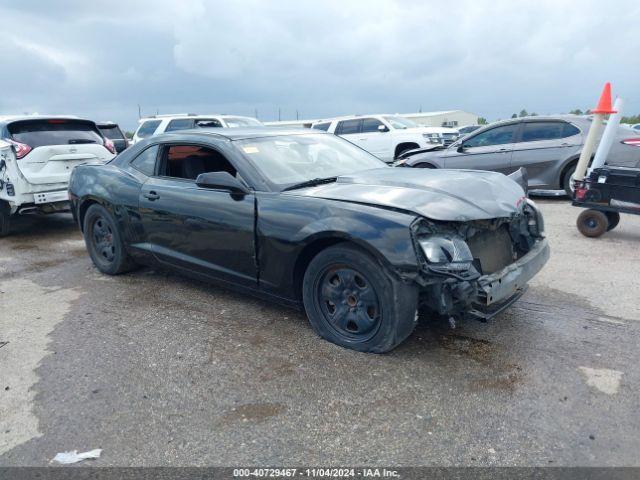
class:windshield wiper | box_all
[282,176,338,191]
[68,139,97,144]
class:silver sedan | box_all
[395,115,640,195]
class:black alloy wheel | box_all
[302,244,419,353]
[317,266,381,342]
[83,203,136,275]
[92,216,116,263]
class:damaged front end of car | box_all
[411,198,549,322]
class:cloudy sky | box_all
[0,0,638,131]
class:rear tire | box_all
[577,209,608,238]
[0,201,10,237]
[302,244,418,353]
[83,204,136,275]
[605,211,620,231]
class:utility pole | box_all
[296,110,299,121]
[137,104,141,119]
[278,107,281,122]
[254,108,258,120]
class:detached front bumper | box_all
[472,238,549,314]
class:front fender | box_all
[256,193,420,300]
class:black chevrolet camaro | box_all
[69,128,549,353]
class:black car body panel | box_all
[69,128,548,319]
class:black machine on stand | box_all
[573,166,640,237]
[571,82,640,238]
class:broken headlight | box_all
[525,199,545,237]
[418,235,474,271]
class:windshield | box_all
[235,133,386,189]
[98,125,124,140]
[224,117,262,128]
[9,119,103,147]
[383,116,418,129]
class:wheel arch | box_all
[78,197,113,232]
[395,142,421,158]
[559,156,579,189]
[292,233,393,302]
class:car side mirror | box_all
[195,171,249,194]
[457,143,467,153]
[378,125,389,133]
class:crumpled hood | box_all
[292,168,525,221]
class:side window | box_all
[136,120,161,138]
[131,145,159,176]
[195,119,223,128]
[361,118,385,133]
[165,118,194,132]
[464,124,518,148]
[563,123,581,137]
[312,122,331,131]
[159,144,237,181]
[336,119,361,135]
[521,122,566,142]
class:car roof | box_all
[315,114,406,123]
[138,114,258,122]
[153,127,320,142]
[0,115,93,127]
[474,114,591,130]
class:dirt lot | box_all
[0,199,638,466]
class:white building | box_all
[402,110,479,128]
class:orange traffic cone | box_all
[591,82,617,114]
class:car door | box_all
[138,142,256,287]
[444,123,520,174]
[354,117,393,160]
[510,121,582,189]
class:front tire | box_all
[563,164,577,196]
[302,245,418,353]
[83,204,136,274]
[577,209,608,238]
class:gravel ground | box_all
[0,198,638,467]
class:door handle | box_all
[143,191,160,201]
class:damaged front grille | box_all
[466,224,515,275]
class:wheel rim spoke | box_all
[92,216,115,263]
[318,266,380,341]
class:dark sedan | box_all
[69,128,549,352]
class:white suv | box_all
[0,116,115,236]
[132,114,263,144]
[311,114,459,162]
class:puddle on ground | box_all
[439,333,494,364]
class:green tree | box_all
[569,109,583,115]
[477,117,488,125]
[511,113,518,119]
[519,109,529,117]
[621,114,640,124]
